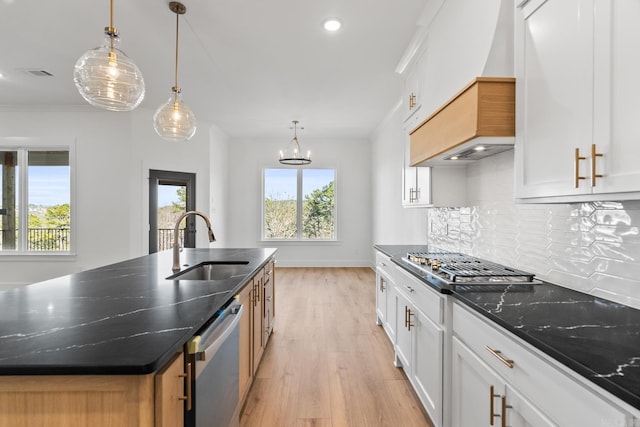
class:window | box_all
[263,168,336,240]
[0,148,71,253]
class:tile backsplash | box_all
[427,153,640,309]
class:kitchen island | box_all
[375,244,640,424]
[0,247,276,426]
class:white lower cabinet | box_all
[452,301,633,427]
[451,336,554,427]
[393,270,444,427]
[375,252,397,342]
[374,250,638,427]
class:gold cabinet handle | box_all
[575,148,586,188]
[405,285,414,293]
[407,308,414,331]
[591,143,603,187]
[490,385,500,426]
[179,362,192,411]
[253,283,258,307]
[501,395,512,427]
[404,306,409,328]
[485,346,514,369]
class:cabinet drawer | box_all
[375,252,395,278]
[452,302,631,426]
[394,267,443,326]
[264,259,274,284]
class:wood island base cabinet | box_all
[237,258,276,407]
[0,351,186,427]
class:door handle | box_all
[179,362,192,411]
[574,147,586,188]
[591,144,603,187]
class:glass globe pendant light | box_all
[73,0,145,111]
[279,120,312,165]
[153,2,197,142]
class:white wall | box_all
[209,125,230,248]
[0,107,221,287]
[227,136,372,267]
[371,103,428,252]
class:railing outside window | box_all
[157,228,185,252]
[0,228,70,251]
[0,228,186,252]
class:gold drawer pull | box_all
[485,346,514,368]
[574,148,586,188]
[591,144,603,187]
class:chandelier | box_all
[279,120,311,165]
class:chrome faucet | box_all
[172,210,216,271]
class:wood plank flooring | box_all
[240,267,433,427]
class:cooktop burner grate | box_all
[405,251,536,284]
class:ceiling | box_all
[0,0,427,139]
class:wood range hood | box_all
[409,77,515,167]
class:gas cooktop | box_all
[403,250,540,289]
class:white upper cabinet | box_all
[593,0,640,194]
[515,0,640,201]
[402,62,422,126]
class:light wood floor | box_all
[240,267,433,427]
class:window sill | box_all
[0,252,77,261]
[258,240,341,246]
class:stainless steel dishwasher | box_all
[185,299,243,427]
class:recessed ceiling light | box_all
[323,18,342,32]
[474,146,486,151]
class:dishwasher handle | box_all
[189,303,243,363]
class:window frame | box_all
[0,138,75,257]
[261,166,337,242]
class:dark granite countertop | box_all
[0,248,276,375]
[374,244,640,411]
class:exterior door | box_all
[149,170,196,254]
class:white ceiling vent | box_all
[18,68,54,77]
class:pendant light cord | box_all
[174,11,180,91]
[110,0,114,31]
[107,0,116,52]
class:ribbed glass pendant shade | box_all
[74,33,145,111]
[153,89,197,141]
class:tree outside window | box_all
[0,149,71,252]
[263,168,336,240]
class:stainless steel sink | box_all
[167,261,250,281]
